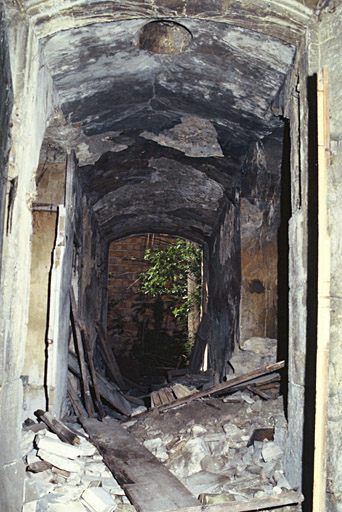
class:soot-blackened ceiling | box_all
[42,18,294,146]
[35,1,317,242]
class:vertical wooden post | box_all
[313,66,331,512]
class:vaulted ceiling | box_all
[35,0,318,242]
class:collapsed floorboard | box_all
[81,417,200,512]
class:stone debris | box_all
[21,394,299,512]
[130,405,147,416]
[228,337,277,377]
[262,442,284,462]
[49,502,88,511]
[126,391,300,509]
[81,487,116,511]
[37,449,84,473]
[21,339,300,511]
[21,420,136,511]
[36,434,95,459]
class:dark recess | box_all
[277,117,291,412]
[302,73,318,512]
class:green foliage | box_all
[140,239,201,324]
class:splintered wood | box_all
[34,410,80,445]
[68,351,132,416]
[153,361,285,413]
[68,286,131,418]
[151,383,196,407]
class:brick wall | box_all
[107,234,183,369]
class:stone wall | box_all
[0,6,57,511]
[284,8,342,510]
[313,4,342,509]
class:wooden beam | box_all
[80,417,200,512]
[313,66,331,512]
[81,326,105,420]
[35,410,80,445]
[70,286,94,417]
[67,376,87,418]
[156,490,303,512]
[96,323,126,390]
[68,351,132,416]
[157,361,285,413]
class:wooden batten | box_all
[313,66,331,512]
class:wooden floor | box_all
[81,417,201,512]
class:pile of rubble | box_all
[124,393,297,508]
[21,336,301,511]
[21,420,135,512]
[21,393,299,511]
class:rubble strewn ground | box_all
[21,423,135,512]
[124,393,299,509]
[21,393,300,511]
[21,338,301,511]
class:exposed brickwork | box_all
[107,234,182,361]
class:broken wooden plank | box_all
[214,374,280,396]
[67,376,88,417]
[151,390,162,408]
[159,490,304,512]
[96,323,126,390]
[172,383,195,399]
[68,351,132,416]
[158,361,285,413]
[246,385,271,400]
[125,394,145,406]
[80,417,200,512]
[95,372,132,416]
[164,387,175,403]
[158,388,171,405]
[167,368,188,382]
[81,326,105,420]
[34,410,80,445]
[70,287,94,417]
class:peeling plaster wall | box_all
[0,8,57,511]
[23,211,57,416]
[23,162,67,418]
[46,204,74,417]
[207,200,240,381]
